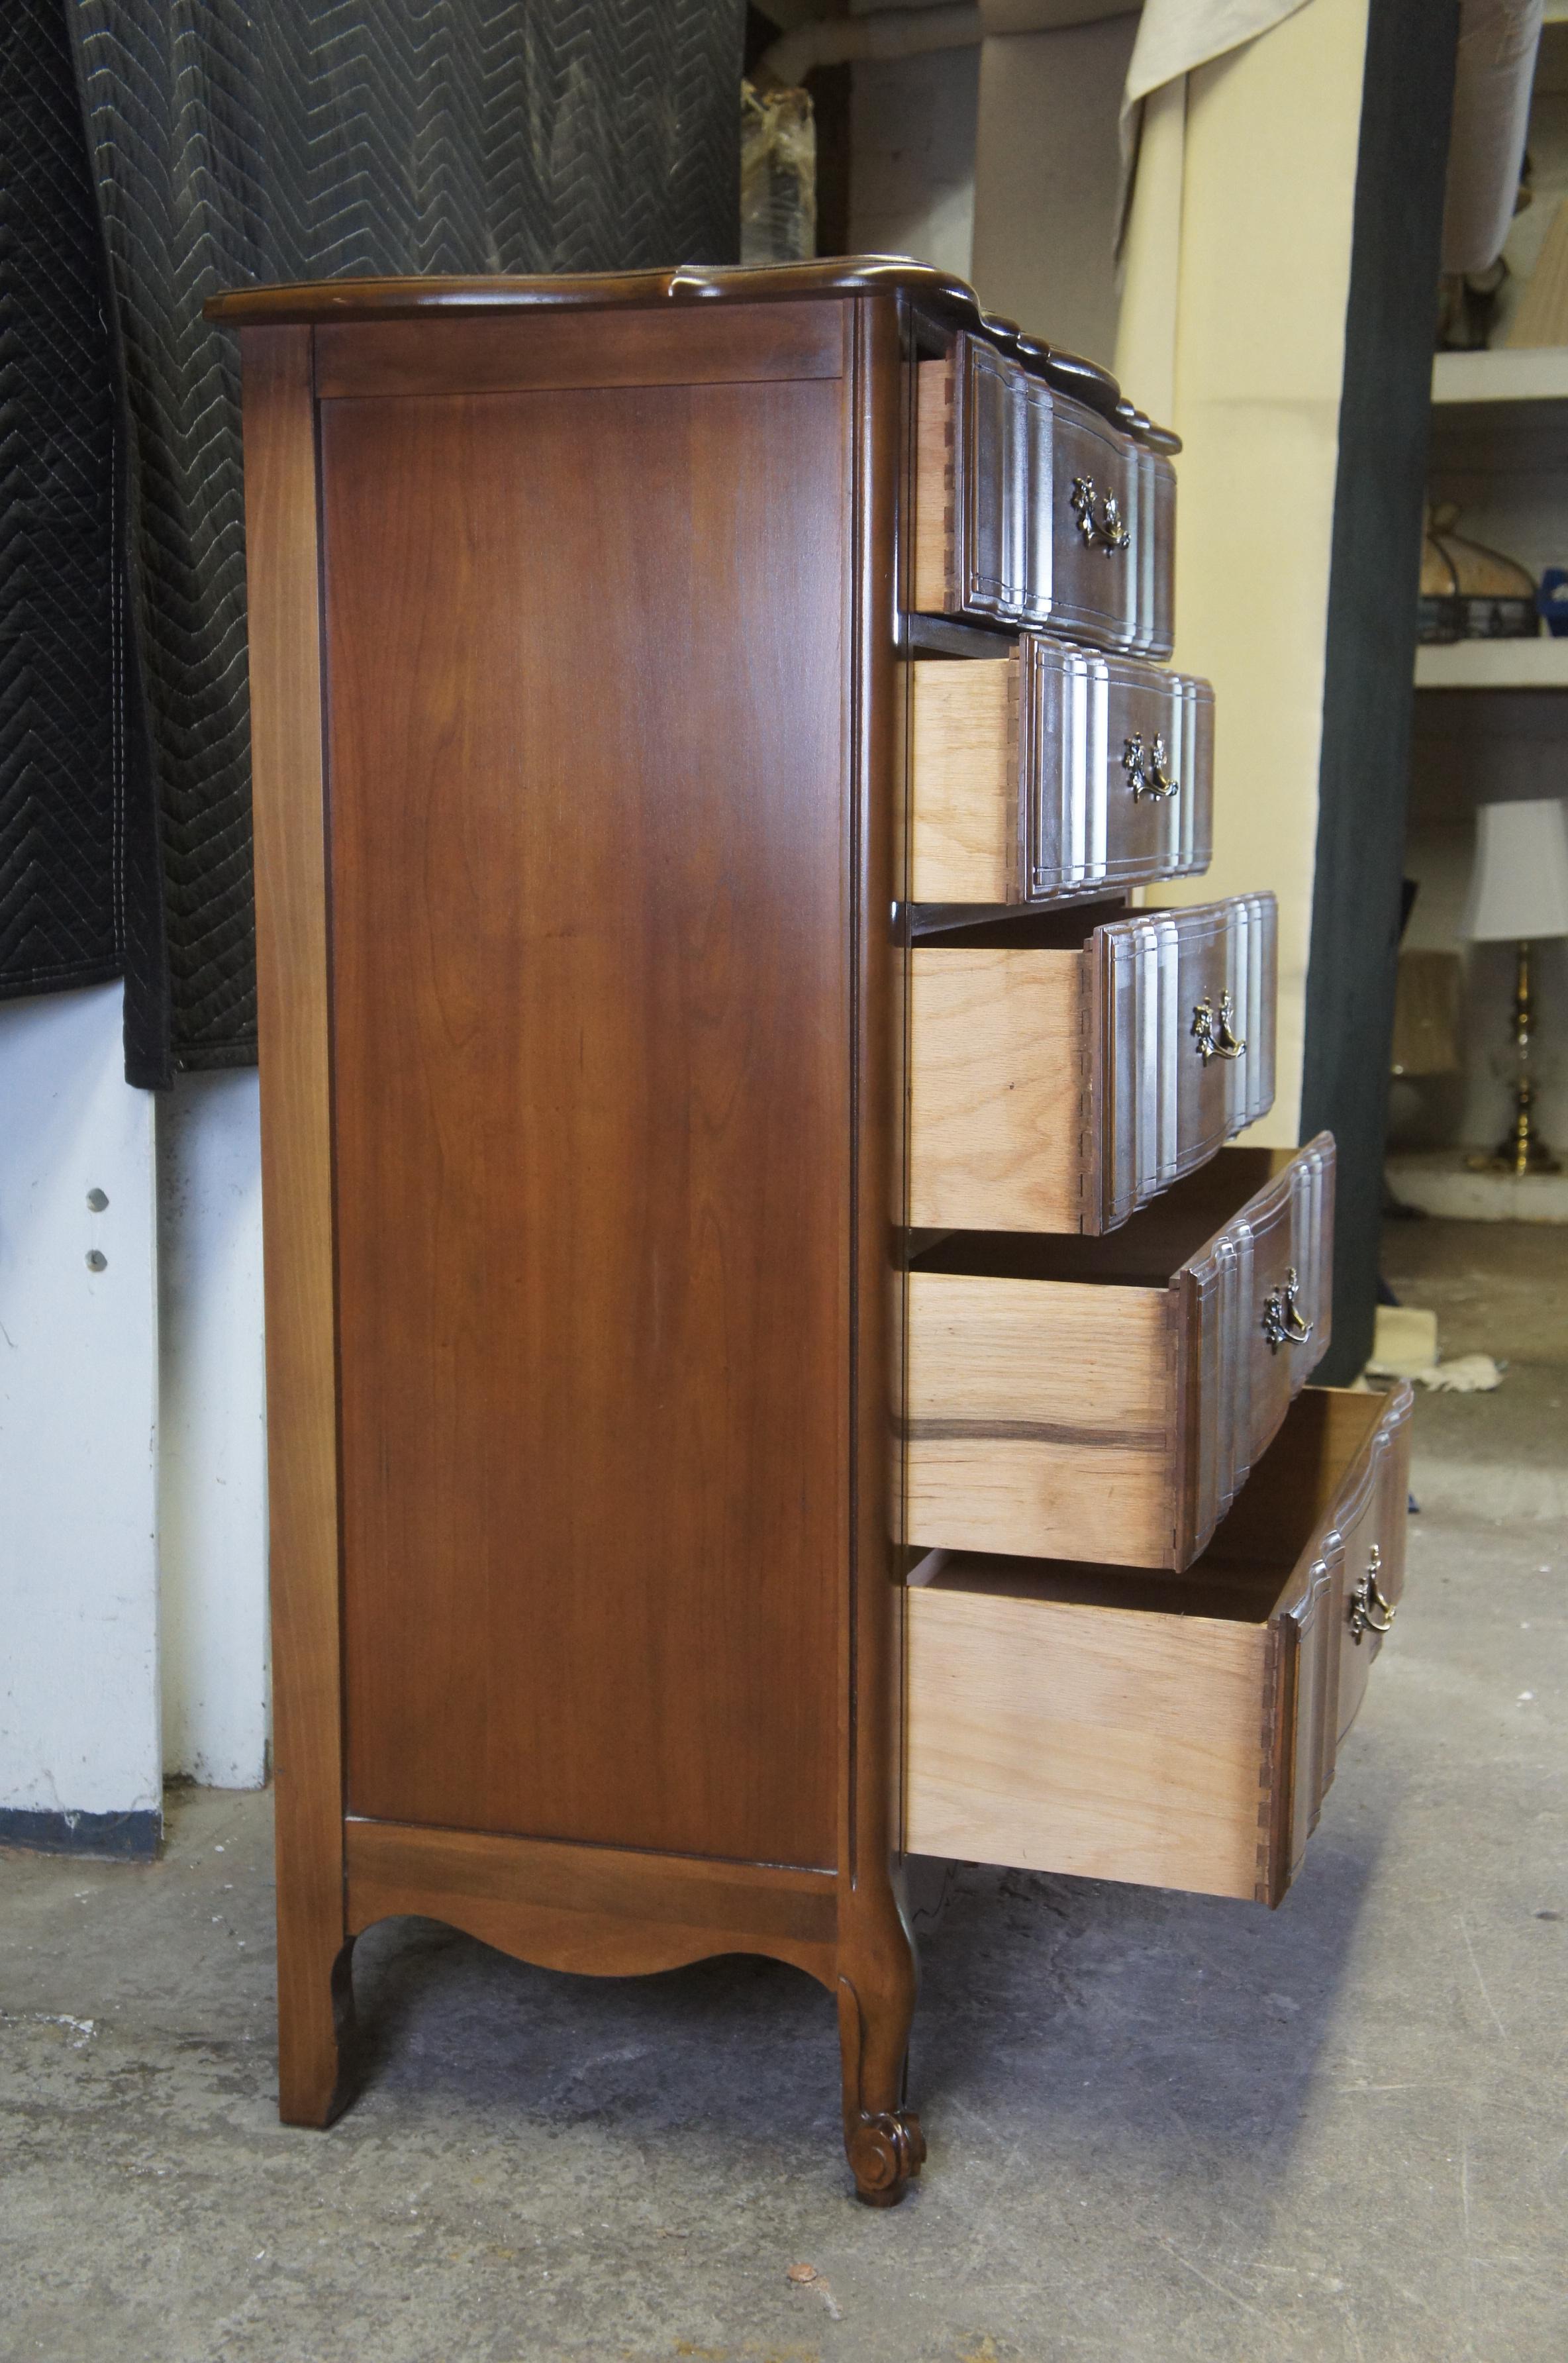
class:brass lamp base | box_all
[1465,1080,1561,1177]
[1463,940,1561,1176]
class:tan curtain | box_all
[1114,0,1371,1146]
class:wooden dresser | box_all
[210,262,1410,2207]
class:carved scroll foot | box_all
[838,1968,923,2206]
[846,2105,927,2207]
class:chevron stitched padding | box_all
[0,0,121,1001]
[68,0,743,1074]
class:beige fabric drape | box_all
[1118,0,1315,240]
[1114,0,1371,1146]
[1441,0,1541,273]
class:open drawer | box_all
[904,1383,1413,1905]
[909,893,1276,1234]
[906,1137,1334,1569]
[912,336,1176,656]
[909,636,1214,909]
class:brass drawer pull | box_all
[1123,732,1179,803]
[1191,989,1246,1065]
[1348,1544,1396,1643]
[1070,475,1130,554]
[1261,1265,1313,1354]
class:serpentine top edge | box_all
[203,256,1179,453]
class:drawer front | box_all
[908,640,1214,908]
[1024,638,1214,907]
[908,892,1272,1234]
[1332,1381,1412,1748]
[1263,1383,1414,1902]
[905,1385,1412,1906]
[1091,894,1277,1233]
[919,339,1176,657]
[1178,1134,1335,1566]
[906,1137,1334,1570]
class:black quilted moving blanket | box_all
[57,0,742,1081]
[0,1,145,1011]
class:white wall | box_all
[156,1073,268,1787]
[970,13,1137,371]
[850,47,978,277]
[0,984,161,1823]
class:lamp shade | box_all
[1460,798,1568,942]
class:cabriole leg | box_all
[837,1949,924,2206]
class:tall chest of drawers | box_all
[212,262,1410,2207]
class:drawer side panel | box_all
[905,1587,1271,1897]
[906,1272,1173,1562]
[908,947,1085,1230]
[908,657,1015,903]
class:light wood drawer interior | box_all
[906,1138,1335,1569]
[905,1384,1412,1905]
[909,894,1278,1237]
[910,642,1214,909]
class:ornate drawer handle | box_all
[1070,475,1131,554]
[1261,1265,1314,1354]
[1191,989,1246,1064]
[1348,1544,1396,1644]
[1123,732,1179,802]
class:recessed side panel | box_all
[321,352,849,1869]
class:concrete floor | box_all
[3,1221,1565,2363]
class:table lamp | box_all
[1460,797,1568,1174]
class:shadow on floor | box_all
[347,1806,1383,2176]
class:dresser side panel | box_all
[321,332,852,1868]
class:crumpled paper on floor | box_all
[1365,1350,1506,1392]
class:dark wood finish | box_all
[909,893,1275,1236]
[905,1382,1413,1906]
[232,283,925,2205]
[316,302,844,399]
[907,1137,1335,1570]
[322,329,849,1871]
[836,296,923,2206]
[1210,1383,1414,1902]
[239,327,353,2127]
[915,338,1177,655]
[1022,637,1212,901]
[1334,1400,1411,1746]
[1089,896,1276,1233]
[908,638,1214,910]
[205,260,1179,450]
[344,1820,838,1985]
[224,265,1354,2201]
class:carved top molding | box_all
[203,256,1179,453]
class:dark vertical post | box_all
[1300,0,1461,1383]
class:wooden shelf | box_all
[1414,638,1568,689]
[1432,348,1568,405]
